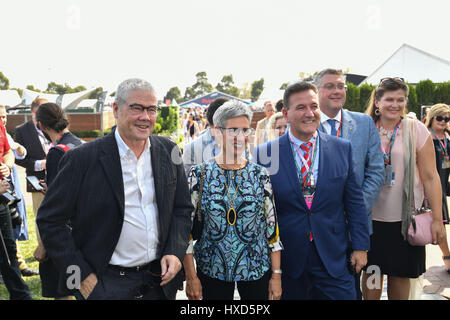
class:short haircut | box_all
[213,100,253,128]
[274,99,284,112]
[283,81,318,110]
[115,78,155,105]
[206,97,229,126]
[31,97,48,112]
[314,68,346,88]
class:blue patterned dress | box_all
[187,160,283,282]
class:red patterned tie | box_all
[300,142,313,185]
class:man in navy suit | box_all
[315,69,384,299]
[255,81,370,299]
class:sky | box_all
[1,0,449,102]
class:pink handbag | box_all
[407,209,433,246]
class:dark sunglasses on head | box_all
[435,115,450,122]
[379,77,405,84]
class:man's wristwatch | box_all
[272,269,282,274]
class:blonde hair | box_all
[425,103,450,129]
[266,112,284,141]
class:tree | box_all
[26,85,41,92]
[358,83,376,112]
[279,82,288,90]
[434,81,450,104]
[250,78,264,102]
[406,83,419,116]
[216,74,240,97]
[183,71,214,101]
[0,72,9,90]
[345,83,360,112]
[183,86,196,101]
[191,71,214,97]
[88,87,104,99]
[415,79,435,106]
[164,86,183,103]
[46,82,86,95]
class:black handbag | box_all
[191,164,206,241]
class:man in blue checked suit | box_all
[254,81,370,300]
[315,69,384,299]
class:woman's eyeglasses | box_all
[435,115,450,123]
[219,127,254,137]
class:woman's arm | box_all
[182,166,203,300]
[182,253,202,300]
[269,251,282,300]
[417,136,446,244]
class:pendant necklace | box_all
[219,166,243,227]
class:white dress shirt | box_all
[319,109,342,135]
[109,129,160,267]
[34,124,51,171]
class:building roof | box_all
[361,43,450,85]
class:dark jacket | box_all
[14,120,48,189]
[36,130,193,299]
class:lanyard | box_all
[321,112,343,137]
[378,122,401,165]
[430,128,448,156]
[289,133,318,186]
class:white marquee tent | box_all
[0,90,22,107]
[14,88,98,110]
[361,43,450,85]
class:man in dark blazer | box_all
[255,81,370,300]
[36,78,193,300]
[14,98,49,232]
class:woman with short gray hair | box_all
[183,100,283,300]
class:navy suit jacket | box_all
[255,131,370,279]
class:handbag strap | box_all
[196,164,206,222]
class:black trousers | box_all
[0,204,32,300]
[197,270,270,300]
[74,262,167,300]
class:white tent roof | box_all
[77,99,98,108]
[0,90,22,107]
[361,43,450,85]
[20,88,98,110]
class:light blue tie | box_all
[328,119,337,136]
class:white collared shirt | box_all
[288,128,320,185]
[320,109,342,135]
[110,129,160,267]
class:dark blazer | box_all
[14,120,48,188]
[255,131,370,279]
[36,129,194,298]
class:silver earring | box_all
[374,108,380,116]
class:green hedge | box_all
[72,130,103,138]
[347,80,450,117]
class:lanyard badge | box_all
[290,134,318,209]
[431,129,450,169]
[379,122,400,186]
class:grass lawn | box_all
[0,205,50,300]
